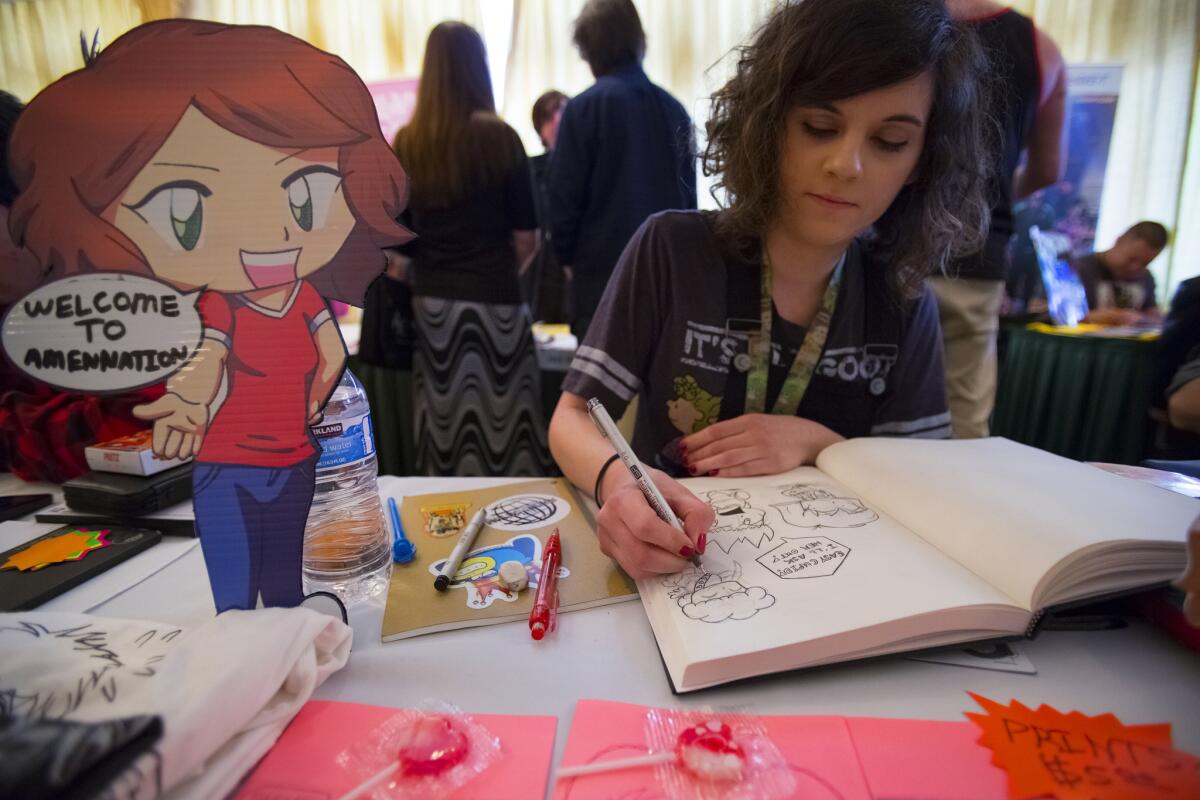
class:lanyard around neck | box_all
[743,249,845,416]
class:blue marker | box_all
[388,496,416,564]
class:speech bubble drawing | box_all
[1,274,203,393]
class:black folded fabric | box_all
[0,714,163,800]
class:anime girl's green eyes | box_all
[125,181,209,251]
[282,166,343,233]
[125,165,341,251]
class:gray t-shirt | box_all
[562,211,950,476]
[1071,252,1157,311]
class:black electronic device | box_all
[0,494,54,522]
[62,463,193,516]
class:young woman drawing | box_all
[549,0,991,579]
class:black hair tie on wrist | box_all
[594,453,621,508]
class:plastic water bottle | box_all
[303,369,391,606]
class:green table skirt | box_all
[992,327,1159,464]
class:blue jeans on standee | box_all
[192,458,317,612]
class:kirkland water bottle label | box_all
[313,411,377,468]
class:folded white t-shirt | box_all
[0,607,352,799]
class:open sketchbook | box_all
[641,437,1196,692]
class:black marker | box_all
[434,508,487,591]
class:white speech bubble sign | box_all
[1,274,203,393]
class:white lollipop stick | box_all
[556,751,676,779]
[336,762,399,800]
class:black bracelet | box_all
[594,453,621,507]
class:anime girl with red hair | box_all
[9,20,410,613]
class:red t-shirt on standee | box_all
[196,281,333,468]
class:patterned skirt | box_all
[413,296,555,476]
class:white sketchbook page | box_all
[642,467,1023,674]
[816,437,1197,609]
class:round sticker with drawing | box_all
[483,494,569,532]
[2,274,203,393]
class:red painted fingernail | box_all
[698,533,707,553]
[709,470,719,477]
[679,443,688,456]
[688,465,698,475]
[679,545,694,558]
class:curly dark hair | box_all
[703,0,992,301]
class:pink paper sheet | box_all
[554,699,1008,800]
[236,699,557,800]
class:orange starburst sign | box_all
[966,693,1200,799]
[1,528,111,572]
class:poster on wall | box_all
[1008,64,1123,308]
[366,78,419,146]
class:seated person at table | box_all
[1150,277,1200,457]
[548,0,990,578]
[1070,221,1168,326]
[1166,346,1200,438]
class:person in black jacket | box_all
[547,0,696,339]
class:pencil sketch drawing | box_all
[772,484,878,529]
[702,489,777,553]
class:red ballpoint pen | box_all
[529,529,561,640]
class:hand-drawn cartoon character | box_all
[702,489,776,553]
[773,484,878,529]
[9,21,410,613]
[657,375,721,470]
[677,570,775,623]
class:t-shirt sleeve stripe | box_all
[870,411,951,435]
[575,345,641,394]
[567,356,638,402]
[308,308,332,334]
[203,328,231,347]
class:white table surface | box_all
[6,473,1200,790]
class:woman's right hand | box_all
[595,467,715,580]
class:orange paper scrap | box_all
[966,693,1200,799]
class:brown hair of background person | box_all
[394,21,521,209]
[703,0,991,302]
[572,0,646,78]
[532,90,568,148]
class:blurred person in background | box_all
[524,89,569,322]
[548,0,696,339]
[389,22,554,476]
[930,0,1067,438]
[1072,221,1167,326]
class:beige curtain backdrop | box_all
[0,0,483,99]
[1011,0,1200,296]
[0,0,176,101]
[181,0,485,82]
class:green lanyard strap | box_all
[743,250,844,417]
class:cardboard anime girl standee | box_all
[2,21,411,614]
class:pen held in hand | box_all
[586,397,704,570]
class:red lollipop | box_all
[396,716,470,776]
[556,718,748,783]
[338,716,472,800]
[675,720,747,782]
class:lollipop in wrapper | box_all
[338,715,473,799]
[675,720,746,782]
[555,718,747,782]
